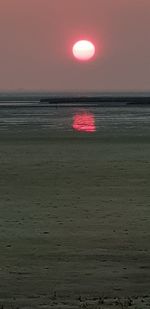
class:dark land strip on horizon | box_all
[0,95,150,107]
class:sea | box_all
[0,92,150,137]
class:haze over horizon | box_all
[0,0,150,92]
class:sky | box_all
[0,0,150,92]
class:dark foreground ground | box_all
[0,130,150,308]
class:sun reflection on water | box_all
[72,111,96,133]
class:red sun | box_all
[72,40,96,61]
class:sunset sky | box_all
[0,0,150,92]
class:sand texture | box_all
[0,131,150,308]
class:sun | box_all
[72,40,96,62]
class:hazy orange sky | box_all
[0,0,150,91]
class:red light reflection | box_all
[72,112,96,133]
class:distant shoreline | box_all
[40,96,150,106]
[0,95,150,108]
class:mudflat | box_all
[0,131,150,308]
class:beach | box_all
[0,104,150,308]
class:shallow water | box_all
[0,104,150,137]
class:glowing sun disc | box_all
[73,40,95,61]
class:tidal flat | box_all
[0,129,150,308]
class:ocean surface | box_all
[0,93,150,137]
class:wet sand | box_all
[0,131,150,308]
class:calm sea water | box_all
[0,104,150,137]
[0,91,150,136]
